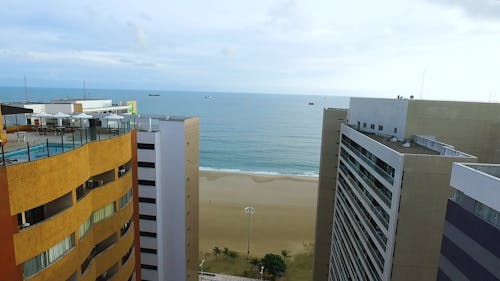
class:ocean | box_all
[0,87,350,176]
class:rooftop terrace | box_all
[1,118,134,166]
[352,125,474,157]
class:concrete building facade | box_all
[0,111,141,281]
[315,98,500,281]
[136,116,199,281]
[313,108,347,281]
[438,163,500,281]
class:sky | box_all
[0,0,499,101]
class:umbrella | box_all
[72,113,94,129]
[32,112,53,118]
[72,113,93,119]
[53,112,70,126]
[31,112,53,126]
[105,113,124,131]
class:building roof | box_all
[451,163,500,212]
[0,104,33,115]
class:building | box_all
[313,108,347,281]
[314,98,500,281]
[135,116,199,281]
[0,105,142,280]
[438,163,500,281]
[2,99,135,129]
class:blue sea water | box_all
[0,87,349,176]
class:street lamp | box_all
[260,265,264,280]
[244,206,256,259]
[199,259,205,280]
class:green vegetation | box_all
[200,245,313,281]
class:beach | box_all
[199,171,318,257]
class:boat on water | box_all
[148,93,160,96]
[308,102,315,105]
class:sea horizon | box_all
[0,86,350,176]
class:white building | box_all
[136,116,199,281]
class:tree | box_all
[212,246,221,259]
[281,250,290,265]
[261,253,286,280]
[222,247,229,257]
[227,250,238,263]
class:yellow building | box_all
[0,108,141,281]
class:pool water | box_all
[4,143,76,162]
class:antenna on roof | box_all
[24,75,29,102]
[420,69,426,99]
[83,80,87,100]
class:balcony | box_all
[17,191,73,230]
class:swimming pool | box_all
[3,143,76,162]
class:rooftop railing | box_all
[0,121,134,167]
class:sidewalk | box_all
[199,272,262,281]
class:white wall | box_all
[451,163,500,212]
[44,103,74,114]
[348,98,409,141]
[159,120,186,281]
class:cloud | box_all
[126,21,149,49]
[431,0,500,19]
[0,0,499,101]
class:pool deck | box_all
[1,130,118,165]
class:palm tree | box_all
[281,250,290,265]
[228,250,238,263]
[212,246,221,259]
[222,247,230,257]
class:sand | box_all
[199,171,318,257]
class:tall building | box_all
[438,163,500,281]
[0,105,141,281]
[316,98,500,281]
[135,116,199,281]
[313,108,347,281]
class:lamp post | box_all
[260,265,264,281]
[199,259,205,280]
[244,206,256,259]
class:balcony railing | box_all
[1,122,134,167]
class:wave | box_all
[199,166,319,177]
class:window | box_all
[138,180,155,186]
[139,214,156,221]
[370,124,375,129]
[137,143,155,150]
[23,234,75,278]
[378,125,383,131]
[78,217,92,239]
[140,231,157,238]
[121,218,132,236]
[393,127,397,134]
[363,122,367,128]
[139,197,156,204]
[140,248,157,254]
[138,162,155,168]
[119,189,133,208]
[122,245,134,265]
[141,264,158,270]
[93,203,115,224]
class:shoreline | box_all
[200,167,319,178]
[199,170,318,256]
